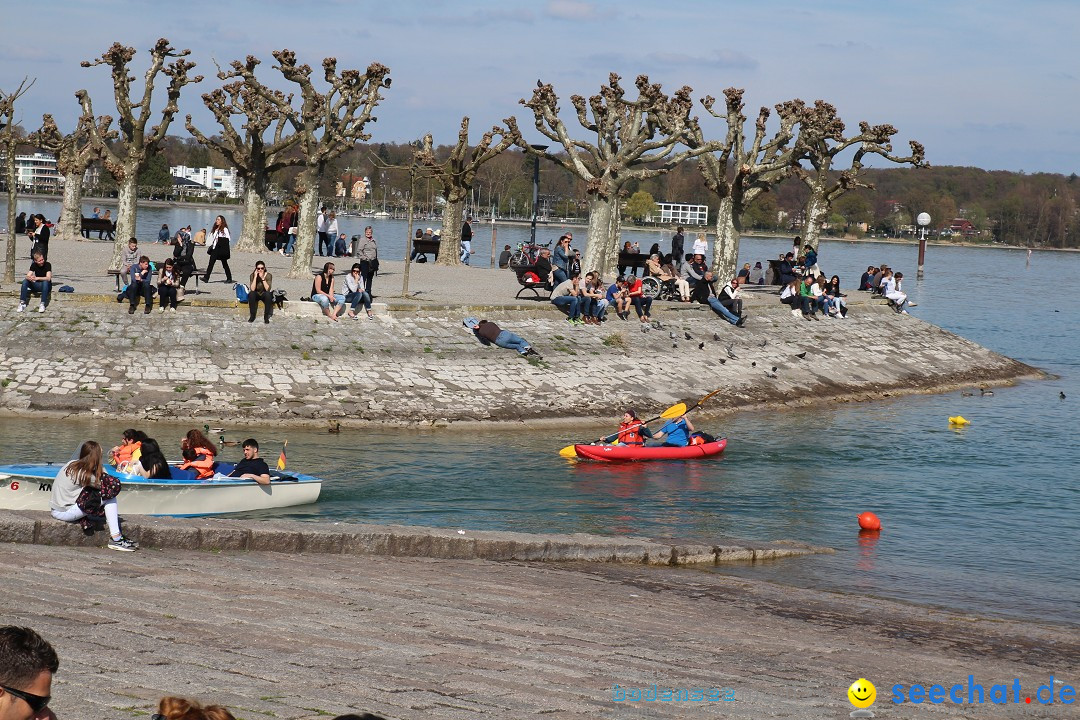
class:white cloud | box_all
[546,0,611,21]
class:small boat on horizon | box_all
[0,462,322,517]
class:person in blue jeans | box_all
[18,250,52,313]
[697,271,746,327]
[550,276,584,324]
[552,234,572,285]
[652,415,695,447]
[464,317,541,358]
[342,263,373,319]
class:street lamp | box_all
[916,212,931,279]
[529,144,548,245]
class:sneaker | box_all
[144,306,152,314]
[170,307,177,312]
[37,304,45,313]
[16,303,26,313]
[107,535,139,552]
[366,311,374,319]
[735,316,747,328]
[128,305,137,314]
[160,306,167,313]
[791,309,800,318]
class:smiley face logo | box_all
[847,678,876,708]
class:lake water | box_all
[1,198,1076,626]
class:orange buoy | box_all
[857,511,882,531]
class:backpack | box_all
[235,283,249,302]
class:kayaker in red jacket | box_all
[611,409,653,445]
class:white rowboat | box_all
[0,463,322,517]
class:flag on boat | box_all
[277,441,287,471]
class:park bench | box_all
[617,250,650,277]
[410,237,440,260]
[81,216,116,240]
[512,264,550,299]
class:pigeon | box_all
[772,366,778,373]
[795,351,807,359]
[672,342,678,349]
[713,333,722,341]
[652,320,663,330]
[764,370,778,379]
[698,342,705,350]
[726,344,738,360]
[1061,391,1067,400]
[641,325,650,333]
[684,331,693,340]
[669,331,677,340]
[751,361,756,367]
[717,357,727,364]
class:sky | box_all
[2,0,1078,175]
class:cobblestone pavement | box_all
[0,543,1074,719]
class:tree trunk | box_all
[801,188,829,251]
[288,177,321,278]
[59,172,84,241]
[235,175,269,252]
[711,196,740,281]
[436,196,465,267]
[110,172,139,269]
[583,194,620,278]
[3,133,16,283]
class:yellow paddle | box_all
[558,402,688,458]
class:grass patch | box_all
[552,344,576,355]
[174,385,187,393]
[602,333,630,351]
[424,346,433,353]
[0,379,10,388]
[301,351,311,361]
[290,343,300,350]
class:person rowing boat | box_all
[605,409,654,446]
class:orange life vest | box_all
[179,445,217,479]
[617,421,644,445]
[113,441,141,466]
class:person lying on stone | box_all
[463,317,541,359]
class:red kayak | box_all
[573,438,727,462]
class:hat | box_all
[426,228,433,233]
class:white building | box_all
[656,201,709,226]
[169,165,242,198]
[0,151,60,192]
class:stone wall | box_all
[0,301,1039,426]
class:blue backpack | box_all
[235,283,248,302]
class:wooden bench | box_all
[617,251,650,277]
[81,217,116,240]
[410,237,440,260]
[513,265,550,299]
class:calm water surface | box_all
[0,208,1075,625]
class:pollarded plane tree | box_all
[240,50,390,278]
[1,76,34,283]
[76,38,202,269]
[509,74,703,278]
[186,56,304,252]
[684,88,804,281]
[415,117,514,266]
[791,100,926,250]
[29,113,115,243]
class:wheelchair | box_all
[640,275,681,301]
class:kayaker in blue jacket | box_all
[652,415,695,447]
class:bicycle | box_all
[509,238,552,267]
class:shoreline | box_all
[1,536,1074,719]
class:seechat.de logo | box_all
[847,678,876,717]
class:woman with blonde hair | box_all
[50,440,138,551]
[154,696,236,720]
[692,232,708,257]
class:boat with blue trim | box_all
[0,462,322,517]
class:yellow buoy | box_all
[948,415,970,426]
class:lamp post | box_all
[916,212,931,279]
[529,144,548,245]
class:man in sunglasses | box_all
[0,626,57,720]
